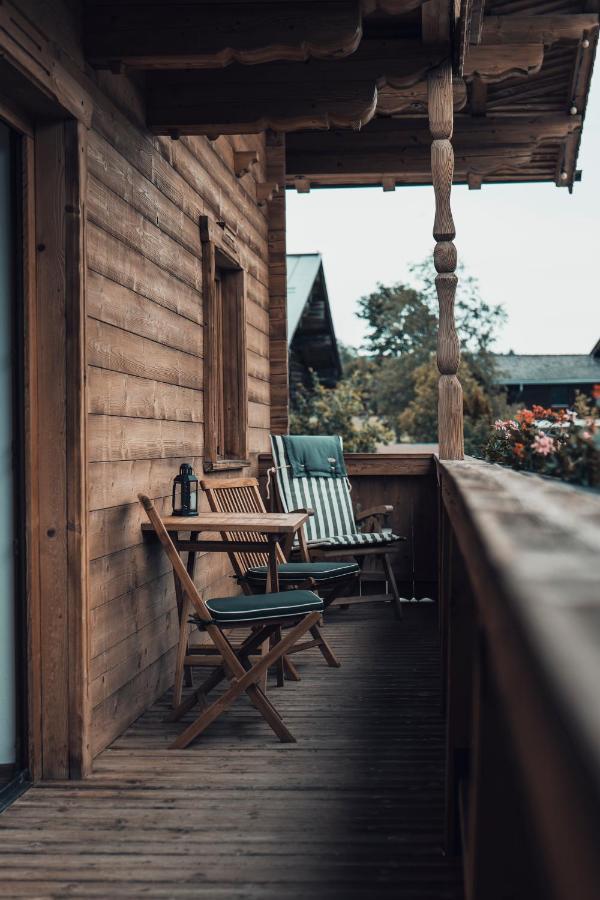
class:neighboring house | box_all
[286,253,342,397]
[493,340,600,408]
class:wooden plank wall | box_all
[83,84,272,756]
[9,0,278,763]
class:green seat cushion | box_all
[246,562,359,583]
[200,590,323,625]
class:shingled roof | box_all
[493,352,600,386]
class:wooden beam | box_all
[464,44,544,82]
[0,0,92,125]
[293,177,311,193]
[481,15,599,46]
[233,150,258,178]
[422,0,451,45]
[146,40,447,134]
[285,115,580,174]
[85,1,364,69]
[377,79,468,115]
[469,76,487,115]
[144,38,548,134]
[557,26,598,188]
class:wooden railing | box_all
[262,448,600,899]
[439,457,600,900]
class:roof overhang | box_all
[82,1,598,191]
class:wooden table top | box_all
[142,511,308,534]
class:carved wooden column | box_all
[428,62,464,460]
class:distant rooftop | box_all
[286,253,322,339]
[493,344,600,386]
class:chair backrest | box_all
[270,435,357,542]
[138,493,211,622]
[200,477,286,582]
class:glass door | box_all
[0,118,25,806]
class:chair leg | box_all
[170,614,319,749]
[383,552,403,619]
[270,627,286,687]
[283,654,301,682]
[173,594,192,708]
[310,624,341,668]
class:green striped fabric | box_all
[270,435,399,548]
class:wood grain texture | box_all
[266,132,289,435]
[431,140,456,241]
[35,123,70,780]
[436,274,460,375]
[439,459,600,900]
[429,63,463,460]
[85,1,363,69]
[438,376,464,460]
[76,52,272,752]
[0,604,463,899]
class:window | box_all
[200,217,248,471]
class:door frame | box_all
[0,97,90,782]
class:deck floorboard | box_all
[0,604,463,899]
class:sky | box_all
[287,72,600,356]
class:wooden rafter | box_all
[285,114,581,183]
[146,40,448,134]
[145,38,553,135]
[463,44,544,82]
[481,15,599,47]
[84,0,430,70]
[377,79,468,115]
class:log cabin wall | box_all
[10,0,275,759]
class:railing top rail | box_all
[439,456,600,896]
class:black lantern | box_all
[172,463,199,516]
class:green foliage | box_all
[396,357,501,456]
[292,257,507,456]
[290,370,394,453]
[357,259,506,359]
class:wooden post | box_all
[428,63,464,460]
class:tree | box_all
[397,358,502,455]
[290,370,393,452]
[354,258,507,451]
[357,259,505,359]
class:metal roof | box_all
[286,253,323,339]
[493,353,600,386]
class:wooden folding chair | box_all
[139,494,323,748]
[196,477,353,678]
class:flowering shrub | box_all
[483,395,600,488]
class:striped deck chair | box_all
[269,434,405,618]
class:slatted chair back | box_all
[270,434,358,544]
[201,477,287,585]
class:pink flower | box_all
[494,419,506,430]
[532,434,555,456]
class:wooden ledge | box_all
[438,456,600,895]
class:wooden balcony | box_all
[0,452,599,900]
[0,601,462,899]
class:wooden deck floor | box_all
[0,604,463,899]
